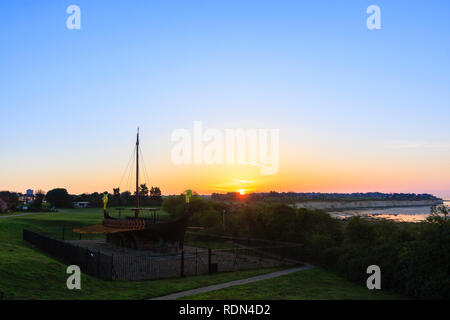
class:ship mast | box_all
[135,127,140,218]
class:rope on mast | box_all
[139,146,151,190]
[118,144,136,192]
[125,148,135,195]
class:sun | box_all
[238,189,246,195]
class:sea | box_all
[328,200,450,223]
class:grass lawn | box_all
[1,208,408,300]
[182,267,407,300]
[0,211,30,217]
[0,208,283,300]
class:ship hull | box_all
[104,214,190,250]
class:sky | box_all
[0,0,449,198]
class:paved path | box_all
[0,210,62,219]
[0,212,39,219]
[151,264,315,300]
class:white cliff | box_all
[295,199,442,211]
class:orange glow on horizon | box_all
[1,138,449,199]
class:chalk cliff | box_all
[295,199,443,211]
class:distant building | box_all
[73,202,90,208]
[19,189,35,204]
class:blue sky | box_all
[1,1,449,197]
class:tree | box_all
[0,191,19,210]
[0,198,7,213]
[430,204,449,221]
[88,192,103,207]
[45,188,71,208]
[140,184,149,197]
[31,190,45,211]
[121,191,132,206]
[149,186,162,205]
[150,186,161,197]
[111,188,121,206]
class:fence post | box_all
[180,250,185,277]
[62,226,65,240]
[97,250,100,277]
[111,253,114,280]
[208,248,212,274]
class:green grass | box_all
[0,208,283,300]
[0,211,31,216]
[0,208,407,300]
[2,207,173,240]
[182,267,407,300]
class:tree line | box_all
[0,185,162,212]
[211,191,441,203]
[163,195,450,299]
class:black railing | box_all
[23,229,304,281]
[23,229,113,280]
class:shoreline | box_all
[321,203,440,212]
[295,199,442,211]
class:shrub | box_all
[161,196,450,298]
[0,198,7,213]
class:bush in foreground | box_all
[161,196,450,299]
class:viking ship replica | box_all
[74,129,191,251]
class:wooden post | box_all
[97,250,100,276]
[180,250,185,277]
[111,253,114,280]
[208,248,212,274]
